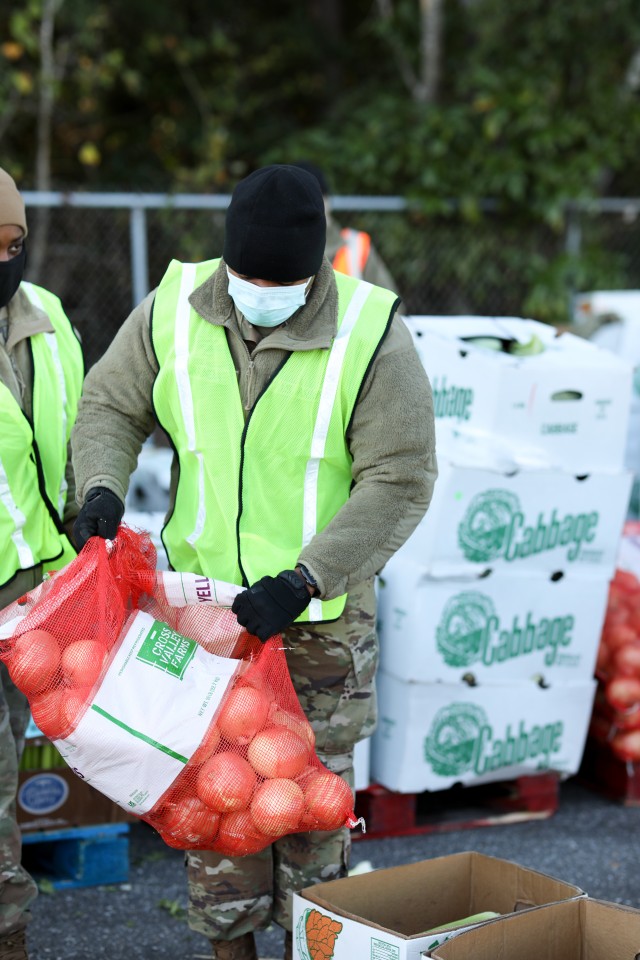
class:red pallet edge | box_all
[352,773,560,839]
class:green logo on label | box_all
[424,703,564,777]
[436,591,575,668]
[458,489,519,562]
[437,592,496,667]
[136,621,197,680]
[458,488,599,564]
[424,703,488,777]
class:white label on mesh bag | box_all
[0,614,26,641]
[54,610,239,814]
[158,571,244,607]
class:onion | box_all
[268,706,316,749]
[161,795,220,845]
[605,676,640,712]
[251,778,304,836]
[247,726,310,780]
[177,606,243,658]
[196,751,256,812]
[218,685,271,742]
[8,629,61,695]
[61,639,107,688]
[611,729,640,763]
[191,723,222,765]
[303,772,353,830]
[216,810,273,856]
[30,689,64,738]
[236,662,275,698]
[59,686,92,733]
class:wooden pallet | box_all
[579,736,640,806]
[21,822,129,890]
[353,773,560,839]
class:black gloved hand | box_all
[231,570,312,642]
[73,487,125,550]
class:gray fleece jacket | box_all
[71,257,437,600]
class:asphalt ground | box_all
[22,777,640,960]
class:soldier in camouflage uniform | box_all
[0,169,81,960]
[71,165,437,960]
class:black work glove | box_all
[73,487,125,550]
[231,570,312,642]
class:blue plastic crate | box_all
[22,822,129,890]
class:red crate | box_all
[353,773,560,840]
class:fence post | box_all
[129,205,149,308]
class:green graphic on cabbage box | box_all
[436,591,496,668]
[296,907,343,960]
[458,489,520,563]
[424,703,488,777]
[136,621,197,680]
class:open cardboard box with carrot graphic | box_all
[292,851,585,960]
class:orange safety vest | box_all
[332,229,371,280]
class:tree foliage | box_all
[2,0,639,204]
[2,0,640,323]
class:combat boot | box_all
[283,931,292,960]
[0,929,28,960]
[210,932,258,960]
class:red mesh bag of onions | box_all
[0,526,363,853]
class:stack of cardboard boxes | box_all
[292,851,640,960]
[372,316,633,793]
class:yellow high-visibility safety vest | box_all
[151,258,397,622]
[332,229,372,279]
[0,283,83,587]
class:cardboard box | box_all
[371,671,596,793]
[377,557,608,684]
[405,315,633,473]
[18,767,134,833]
[292,852,584,960]
[429,897,640,960]
[396,458,632,579]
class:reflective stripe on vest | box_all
[0,283,83,585]
[332,229,372,280]
[151,259,396,622]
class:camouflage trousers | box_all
[187,578,378,941]
[0,568,43,937]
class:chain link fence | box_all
[21,193,640,370]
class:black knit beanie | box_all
[223,164,326,282]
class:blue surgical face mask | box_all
[227,269,311,327]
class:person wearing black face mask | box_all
[0,168,84,960]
